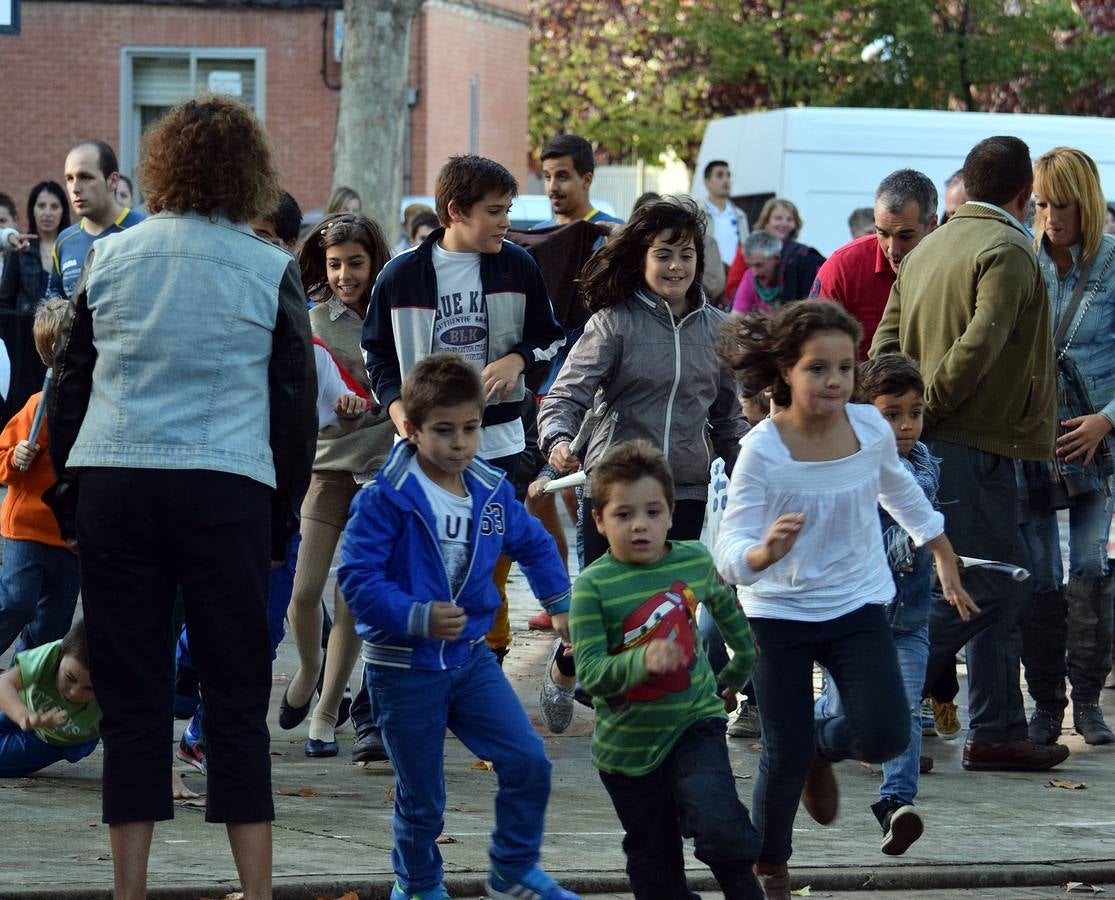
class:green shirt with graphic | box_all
[570,540,755,776]
[15,641,101,747]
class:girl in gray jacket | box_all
[536,197,747,726]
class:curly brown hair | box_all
[137,94,280,223]
[719,300,861,408]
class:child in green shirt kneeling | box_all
[570,440,764,900]
[0,619,100,776]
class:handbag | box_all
[1051,243,1115,499]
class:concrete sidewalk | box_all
[2,560,1115,898]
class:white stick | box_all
[542,471,587,493]
[957,555,1030,582]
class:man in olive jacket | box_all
[872,136,1067,773]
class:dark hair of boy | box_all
[408,210,440,242]
[33,296,69,365]
[719,299,862,409]
[270,190,304,246]
[590,439,676,514]
[0,192,16,220]
[580,195,706,313]
[73,139,120,181]
[962,136,1032,207]
[60,618,90,669]
[631,191,661,214]
[856,353,925,404]
[540,134,595,176]
[703,159,728,181]
[434,155,518,227]
[401,352,486,429]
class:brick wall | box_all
[0,0,528,223]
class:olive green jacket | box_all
[871,203,1055,461]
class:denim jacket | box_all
[881,441,940,634]
[1039,234,1115,425]
[47,211,317,556]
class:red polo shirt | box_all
[808,234,895,359]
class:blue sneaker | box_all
[389,880,450,900]
[488,866,580,900]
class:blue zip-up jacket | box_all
[339,440,571,670]
[362,227,566,430]
[880,441,939,634]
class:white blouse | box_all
[713,403,945,622]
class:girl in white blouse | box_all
[714,301,975,899]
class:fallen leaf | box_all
[471,760,494,771]
[790,886,811,897]
[1047,779,1088,790]
[435,834,458,844]
[733,773,752,780]
[337,893,361,900]
[222,893,245,900]
[269,751,284,757]
[387,786,395,801]
[278,787,321,797]
[1064,882,1105,893]
[748,742,762,751]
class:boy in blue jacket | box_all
[338,353,579,900]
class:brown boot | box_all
[754,863,790,900]
[801,753,838,824]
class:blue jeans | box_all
[0,709,97,777]
[0,539,81,657]
[369,642,552,893]
[599,718,763,900]
[750,605,908,865]
[1022,490,1114,591]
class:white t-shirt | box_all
[431,241,524,460]
[713,403,944,623]
[313,344,350,429]
[408,454,474,596]
[706,200,743,267]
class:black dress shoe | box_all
[352,728,390,763]
[305,737,339,757]
[278,684,313,731]
[962,737,1069,771]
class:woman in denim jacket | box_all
[1021,146,1115,747]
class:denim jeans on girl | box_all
[369,641,553,894]
[750,604,909,864]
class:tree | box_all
[333,0,426,238]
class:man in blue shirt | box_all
[535,134,623,236]
[48,140,144,298]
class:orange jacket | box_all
[0,392,63,547]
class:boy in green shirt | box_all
[0,619,100,776]
[570,440,763,900]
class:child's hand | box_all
[14,440,40,470]
[940,560,981,623]
[480,355,525,403]
[644,640,686,675]
[719,685,738,714]
[24,708,67,731]
[548,441,579,474]
[334,392,367,420]
[429,602,468,641]
[528,476,552,499]
[551,611,571,648]
[749,513,804,571]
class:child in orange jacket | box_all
[0,297,78,656]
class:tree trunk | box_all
[333,0,427,241]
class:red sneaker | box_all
[528,611,554,631]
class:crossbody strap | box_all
[1055,243,1115,360]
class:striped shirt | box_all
[570,540,755,776]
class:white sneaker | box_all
[539,638,574,734]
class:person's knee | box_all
[493,732,551,785]
[859,718,910,763]
[692,811,759,864]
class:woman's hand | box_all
[548,441,579,474]
[527,476,552,499]
[1056,413,1113,464]
[926,534,981,623]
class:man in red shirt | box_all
[810,169,938,358]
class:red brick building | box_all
[0,0,528,222]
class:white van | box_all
[691,107,1115,256]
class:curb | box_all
[6,861,1115,898]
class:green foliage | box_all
[528,0,1114,164]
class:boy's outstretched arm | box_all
[338,486,441,639]
[569,576,652,698]
[0,667,66,732]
